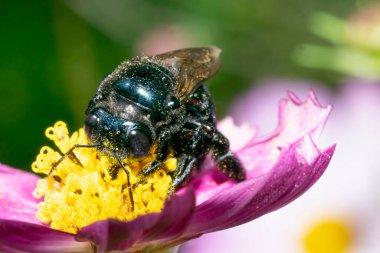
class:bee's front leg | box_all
[139,130,170,178]
[169,153,198,194]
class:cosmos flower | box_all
[0,90,335,253]
[180,79,380,253]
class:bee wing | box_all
[155,47,221,101]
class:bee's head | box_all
[84,107,154,159]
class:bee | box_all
[51,47,246,210]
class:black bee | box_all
[51,47,245,210]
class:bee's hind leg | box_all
[211,131,246,182]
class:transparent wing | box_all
[155,47,221,101]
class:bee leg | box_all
[169,154,198,195]
[114,155,134,212]
[139,131,170,177]
[211,131,246,182]
[49,143,99,175]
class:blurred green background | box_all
[0,0,376,170]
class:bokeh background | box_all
[1,1,380,252]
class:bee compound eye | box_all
[85,114,99,127]
[84,113,99,138]
[128,130,150,158]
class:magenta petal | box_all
[234,144,336,227]
[0,164,41,223]
[241,91,332,180]
[76,187,195,252]
[183,90,334,237]
[190,91,332,205]
[185,136,335,235]
[0,220,92,253]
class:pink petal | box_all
[185,138,335,235]
[182,90,334,236]
[241,91,331,179]
[0,220,92,253]
[76,187,195,252]
[0,164,41,223]
[190,91,332,203]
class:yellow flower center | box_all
[302,217,353,253]
[32,121,176,234]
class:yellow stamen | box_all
[32,121,175,234]
[302,217,353,253]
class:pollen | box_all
[31,121,175,234]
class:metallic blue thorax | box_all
[113,63,175,113]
